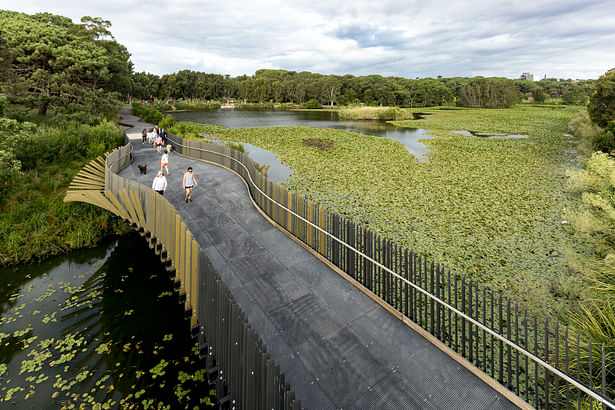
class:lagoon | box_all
[170,109,434,176]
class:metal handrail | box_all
[168,135,614,408]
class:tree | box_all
[0,11,132,119]
[588,68,615,128]
[320,76,342,106]
[532,88,546,103]
[457,78,521,108]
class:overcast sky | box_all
[2,0,613,79]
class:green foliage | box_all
[224,142,244,152]
[564,152,615,397]
[304,99,322,109]
[593,125,615,154]
[457,78,522,108]
[588,68,615,128]
[532,88,546,103]
[0,10,131,119]
[567,110,603,157]
[0,95,6,116]
[0,118,36,197]
[172,101,220,111]
[15,121,123,170]
[159,114,176,129]
[131,102,163,125]
[338,106,412,120]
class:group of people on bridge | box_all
[145,128,198,203]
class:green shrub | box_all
[15,121,123,170]
[304,99,321,109]
[593,123,615,154]
[159,115,176,129]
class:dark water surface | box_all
[170,110,434,177]
[0,234,214,409]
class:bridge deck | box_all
[119,109,519,409]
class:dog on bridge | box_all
[138,164,148,174]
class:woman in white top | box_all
[160,149,170,175]
[152,171,167,195]
[182,167,197,202]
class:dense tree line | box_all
[130,68,594,108]
[0,10,132,122]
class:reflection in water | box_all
[453,130,527,139]
[0,234,214,408]
[242,142,293,182]
[170,110,435,169]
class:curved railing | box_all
[66,143,303,410]
[166,131,615,410]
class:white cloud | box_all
[1,0,613,79]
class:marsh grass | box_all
[338,106,412,120]
[0,161,128,266]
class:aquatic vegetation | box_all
[0,235,215,408]
[172,105,583,315]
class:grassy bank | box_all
[337,106,414,120]
[0,120,129,266]
[170,104,585,316]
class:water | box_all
[0,234,215,408]
[452,130,527,139]
[170,109,434,168]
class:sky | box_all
[2,0,614,80]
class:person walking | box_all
[141,128,147,144]
[152,171,167,195]
[182,167,197,202]
[155,134,163,154]
[160,149,170,176]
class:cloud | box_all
[1,0,613,79]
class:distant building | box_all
[520,72,534,81]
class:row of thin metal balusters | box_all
[197,253,301,410]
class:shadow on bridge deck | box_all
[119,109,519,409]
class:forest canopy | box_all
[0,10,132,122]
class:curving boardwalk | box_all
[119,108,520,409]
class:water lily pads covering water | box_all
[0,234,215,409]
[172,104,583,315]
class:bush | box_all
[15,121,124,170]
[159,115,176,129]
[593,124,615,154]
[304,99,322,109]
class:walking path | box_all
[118,107,519,409]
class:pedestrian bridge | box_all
[64,108,613,409]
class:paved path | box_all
[118,107,519,409]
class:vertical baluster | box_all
[602,343,606,399]
[515,302,520,395]
[468,279,473,363]
[565,326,570,410]
[576,332,581,410]
[524,308,529,404]
[491,291,495,379]
[555,320,560,410]
[507,298,512,389]
[482,287,487,373]
[430,261,435,334]
[462,277,466,357]
[499,294,504,385]
[454,274,458,353]
[588,337,592,409]
[448,270,452,348]
[545,316,550,409]
[534,314,539,408]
